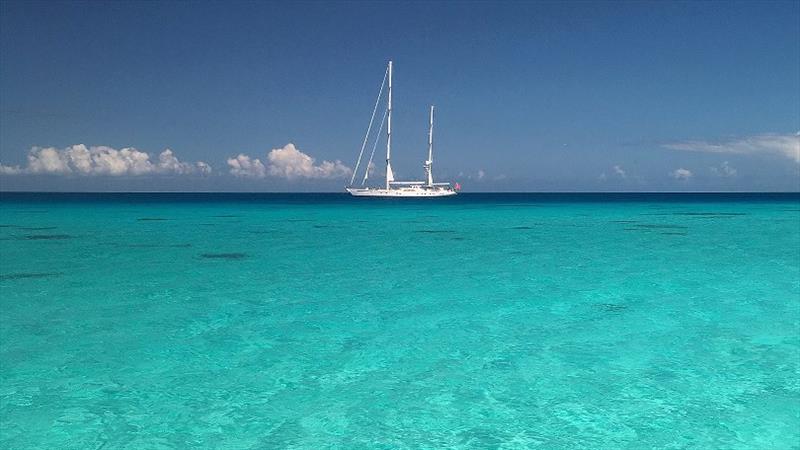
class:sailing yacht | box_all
[346,61,457,197]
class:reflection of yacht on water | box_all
[346,61,458,197]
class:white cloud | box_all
[157,149,206,175]
[195,161,212,175]
[28,147,72,174]
[227,154,266,178]
[228,143,351,180]
[664,132,800,163]
[670,168,693,180]
[0,145,211,176]
[267,143,350,179]
[710,161,737,177]
[0,164,23,175]
[477,169,485,180]
[88,146,153,175]
[612,165,626,178]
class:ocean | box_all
[1,193,798,449]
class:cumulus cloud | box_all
[710,161,737,177]
[227,143,351,180]
[267,143,350,179]
[477,169,486,180]
[0,145,211,176]
[158,149,211,175]
[664,133,800,163]
[195,161,212,175]
[227,154,266,178]
[670,168,693,180]
[0,164,23,175]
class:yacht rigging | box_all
[346,61,457,197]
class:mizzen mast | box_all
[385,60,394,189]
[425,105,434,187]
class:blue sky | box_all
[1,0,798,191]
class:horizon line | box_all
[2,190,799,195]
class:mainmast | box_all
[385,61,394,189]
[425,105,434,186]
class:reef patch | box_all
[125,243,192,248]
[200,253,248,260]
[483,358,515,370]
[671,212,746,216]
[595,303,627,312]
[23,234,72,240]
[0,272,63,281]
[633,224,687,230]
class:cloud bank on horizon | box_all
[0,145,211,176]
[0,134,796,189]
[0,143,353,182]
[663,132,800,163]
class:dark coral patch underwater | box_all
[22,234,72,240]
[0,272,63,281]
[200,253,248,260]
[595,303,628,312]
[125,243,192,248]
[671,212,747,216]
[632,224,688,229]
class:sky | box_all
[0,0,798,192]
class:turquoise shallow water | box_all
[1,193,798,449]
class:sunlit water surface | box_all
[1,193,798,449]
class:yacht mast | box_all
[426,105,434,186]
[385,61,394,189]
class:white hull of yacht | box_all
[347,187,457,197]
